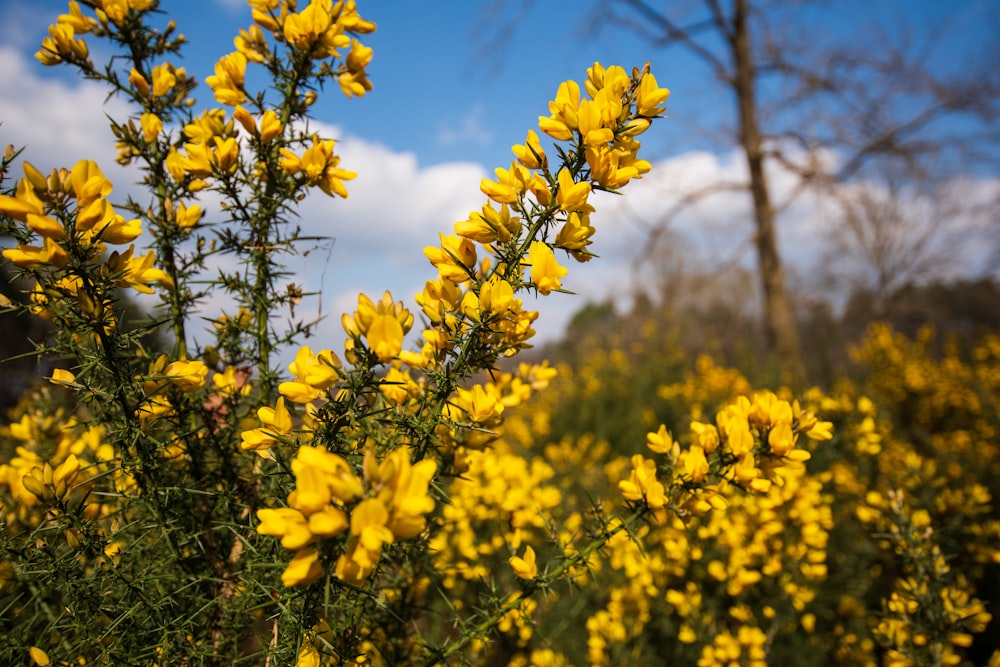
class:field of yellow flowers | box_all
[1,1,998,666]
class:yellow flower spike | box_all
[555,168,593,213]
[577,98,615,148]
[235,24,269,64]
[351,498,394,553]
[259,109,282,143]
[164,359,209,391]
[367,313,405,363]
[509,545,538,579]
[424,233,477,282]
[554,211,596,261]
[232,105,256,135]
[619,454,666,508]
[70,159,113,207]
[175,201,204,229]
[635,71,671,117]
[128,67,150,96]
[206,52,248,106]
[511,129,547,170]
[479,275,517,315]
[683,445,710,483]
[59,1,98,34]
[385,455,437,539]
[646,424,673,454]
[151,63,178,99]
[539,79,581,141]
[139,112,162,143]
[528,241,568,295]
[283,1,333,52]
[213,136,240,174]
[690,421,720,453]
[480,163,527,205]
[37,22,89,66]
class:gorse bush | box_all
[0,2,997,667]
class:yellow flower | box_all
[140,112,162,143]
[509,545,538,579]
[555,168,592,213]
[205,52,247,106]
[424,234,477,282]
[48,368,77,387]
[29,647,50,666]
[528,241,568,295]
[635,71,670,117]
[511,129,547,170]
[281,547,323,587]
[165,359,209,391]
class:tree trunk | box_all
[730,0,805,381]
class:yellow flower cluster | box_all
[621,390,832,518]
[411,63,670,367]
[257,445,436,587]
[0,160,170,334]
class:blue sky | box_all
[1,1,997,353]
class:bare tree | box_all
[589,0,999,380]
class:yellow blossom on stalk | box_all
[342,292,413,364]
[424,233,477,283]
[36,22,88,66]
[683,444,710,483]
[164,359,209,391]
[647,424,674,454]
[454,202,521,245]
[528,241,568,295]
[555,168,593,213]
[139,112,162,144]
[278,346,341,403]
[206,51,248,105]
[619,454,666,509]
[509,545,538,579]
[58,1,98,34]
[70,159,113,207]
[455,383,505,424]
[174,201,204,229]
[234,24,269,63]
[283,0,337,55]
[481,162,531,205]
[128,67,150,96]
[554,211,596,261]
[279,139,356,197]
[539,80,580,140]
[340,39,374,98]
[240,397,293,456]
[635,71,671,117]
[415,277,463,324]
[511,129,547,170]
[151,63,180,99]
[29,647,50,666]
[105,245,172,293]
